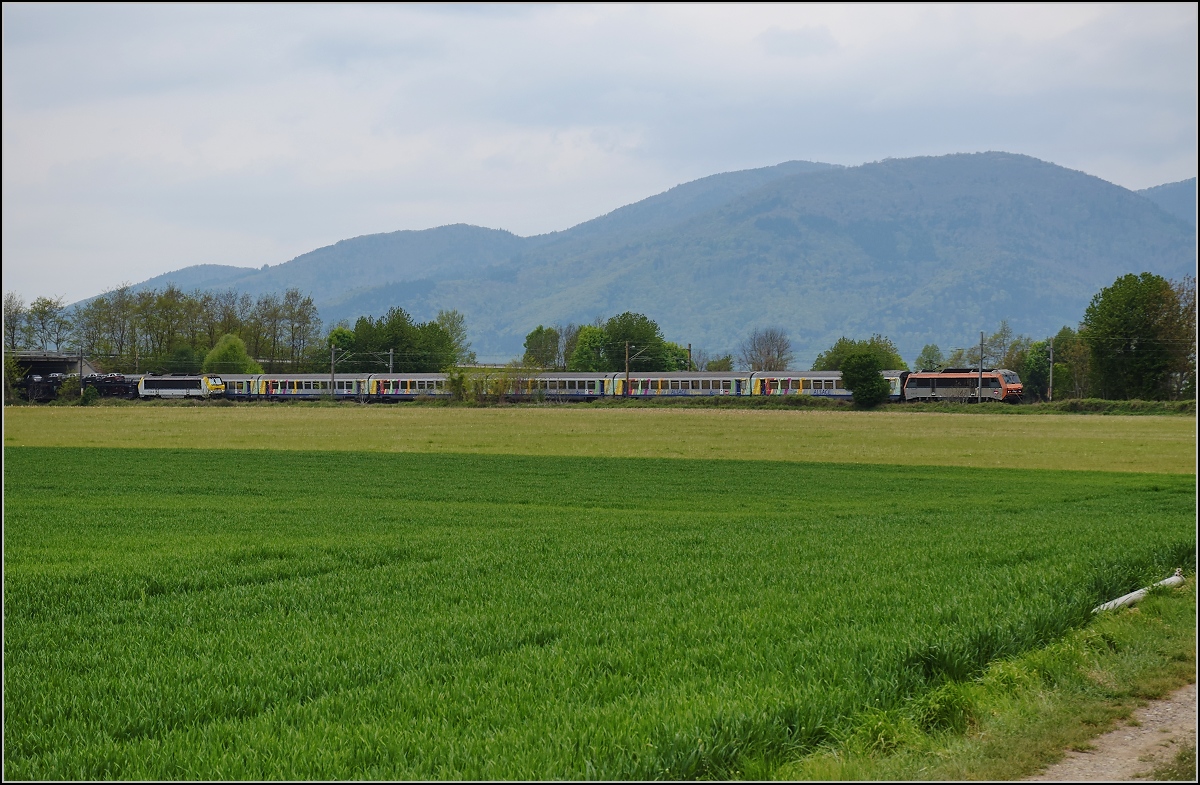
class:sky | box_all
[3,3,1197,304]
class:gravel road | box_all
[1025,681,1196,781]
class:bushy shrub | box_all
[841,351,891,408]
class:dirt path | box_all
[1025,681,1197,781]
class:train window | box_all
[701,379,710,390]
[834,379,844,389]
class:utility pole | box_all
[687,343,692,371]
[625,341,630,397]
[389,348,393,374]
[79,346,84,398]
[1048,339,1054,402]
[330,344,337,400]
[978,330,984,403]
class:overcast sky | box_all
[3,3,1196,304]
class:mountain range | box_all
[118,153,1196,367]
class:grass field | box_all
[4,443,1194,779]
[3,405,1195,473]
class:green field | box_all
[4,405,1196,473]
[4,443,1194,779]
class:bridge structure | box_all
[9,351,103,378]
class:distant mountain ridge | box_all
[105,153,1196,366]
[1138,178,1196,226]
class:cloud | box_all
[1,4,1195,303]
[758,25,840,58]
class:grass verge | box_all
[13,395,1197,415]
[774,577,1197,780]
[4,404,1195,474]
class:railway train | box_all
[53,366,1023,403]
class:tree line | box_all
[4,285,322,374]
[911,273,1195,402]
[5,270,1193,404]
[2,285,478,379]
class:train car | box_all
[750,370,910,402]
[221,374,263,400]
[751,371,848,399]
[82,373,139,399]
[612,372,749,397]
[505,372,613,401]
[369,373,453,401]
[902,368,1022,403]
[19,374,63,402]
[260,373,372,401]
[138,374,225,399]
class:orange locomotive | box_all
[902,368,1023,403]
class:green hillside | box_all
[105,154,1195,366]
[1138,178,1196,226]
[417,153,1195,364]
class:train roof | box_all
[909,368,1012,375]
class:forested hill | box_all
[1137,178,1197,226]
[111,153,1195,366]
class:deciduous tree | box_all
[523,325,560,369]
[602,312,669,372]
[4,292,26,351]
[841,351,890,408]
[914,344,945,371]
[203,334,264,374]
[436,309,476,365]
[567,325,606,371]
[1081,272,1187,400]
[813,334,905,371]
[740,327,793,371]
